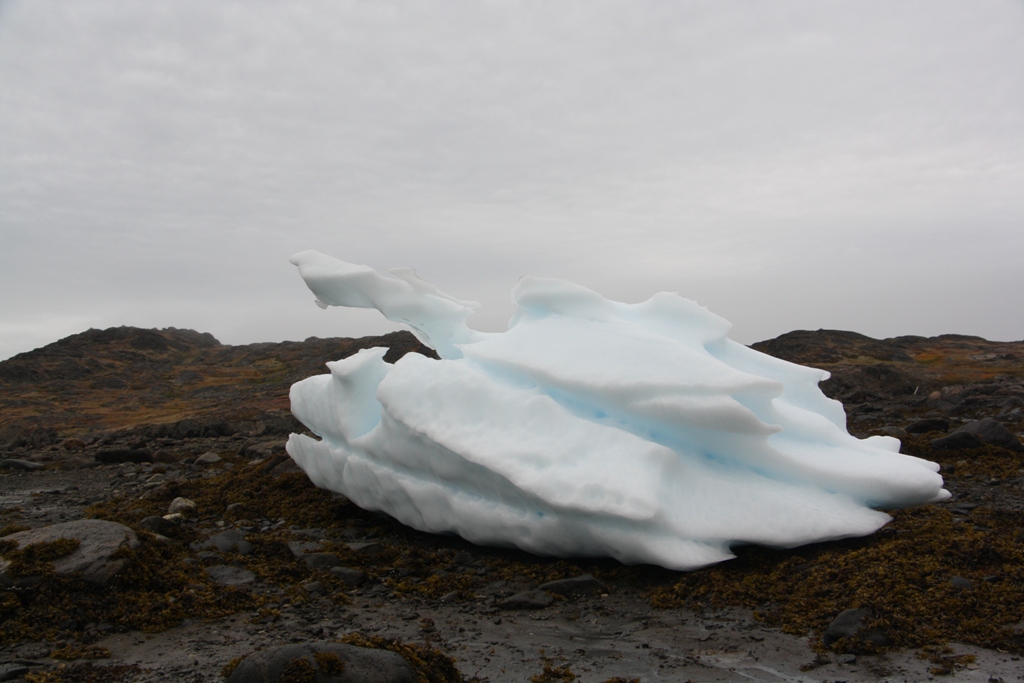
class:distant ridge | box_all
[1,325,1021,447]
[0,326,435,440]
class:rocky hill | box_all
[751,329,1024,434]
[2,325,1020,453]
[0,326,436,451]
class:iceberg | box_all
[285,250,949,570]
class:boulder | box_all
[932,418,1023,452]
[225,642,416,683]
[822,608,892,651]
[302,552,342,570]
[192,529,253,555]
[0,459,44,471]
[194,451,223,465]
[329,566,368,586]
[167,497,198,516]
[138,516,179,536]
[205,565,256,586]
[0,519,139,586]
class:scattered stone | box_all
[905,418,949,434]
[497,590,555,610]
[269,458,301,476]
[167,497,197,516]
[161,513,187,524]
[302,552,342,570]
[932,418,1023,452]
[288,540,322,557]
[192,529,253,555]
[302,580,323,593]
[193,451,222,465]
[151,450,179,463]
[138,516,178,535]
[0,519,140,586]
[0,663,31,681]
[329,566,367,586]
[94,449,153,464]
[347,541,383,555]
[239,439,288,460]
[537,573,606,598]
[931,431,983,451]
[822,608,892,651]
[950,576,973,590]
[0,459,44,471]
[879,426,908,439]
[225,641,416,683]
[205,565,256,586]
[451,551,474,565]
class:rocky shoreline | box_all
[2,327,1023,682]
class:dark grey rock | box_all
[931,431,983,451]
[239,439,288,460]
[956,418,1024,452]
[226,641,416,683]
[0,663,31,681]
[905,418,949,434]
[303,552,342,570]
[497,590,556,610]
[94,449,153,464]
[823,608,871,645]
[288,540,322,557]
[931,418,1024,452]
[138,516,179,536]
[206,565,256,586]
[0,458,44,471]
[347,541,383,555]
[0,519,139,586]
[950,576,973,590]
[537,573,606,598]
[879,426,908,439]
[822,608,892,651]
[192,529,253,555]
[329,566,368,586]
[270,458,301,476]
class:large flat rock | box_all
[0,519,139,585]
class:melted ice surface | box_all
[287,251,949,570]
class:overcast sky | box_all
[1,1,1022,361]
